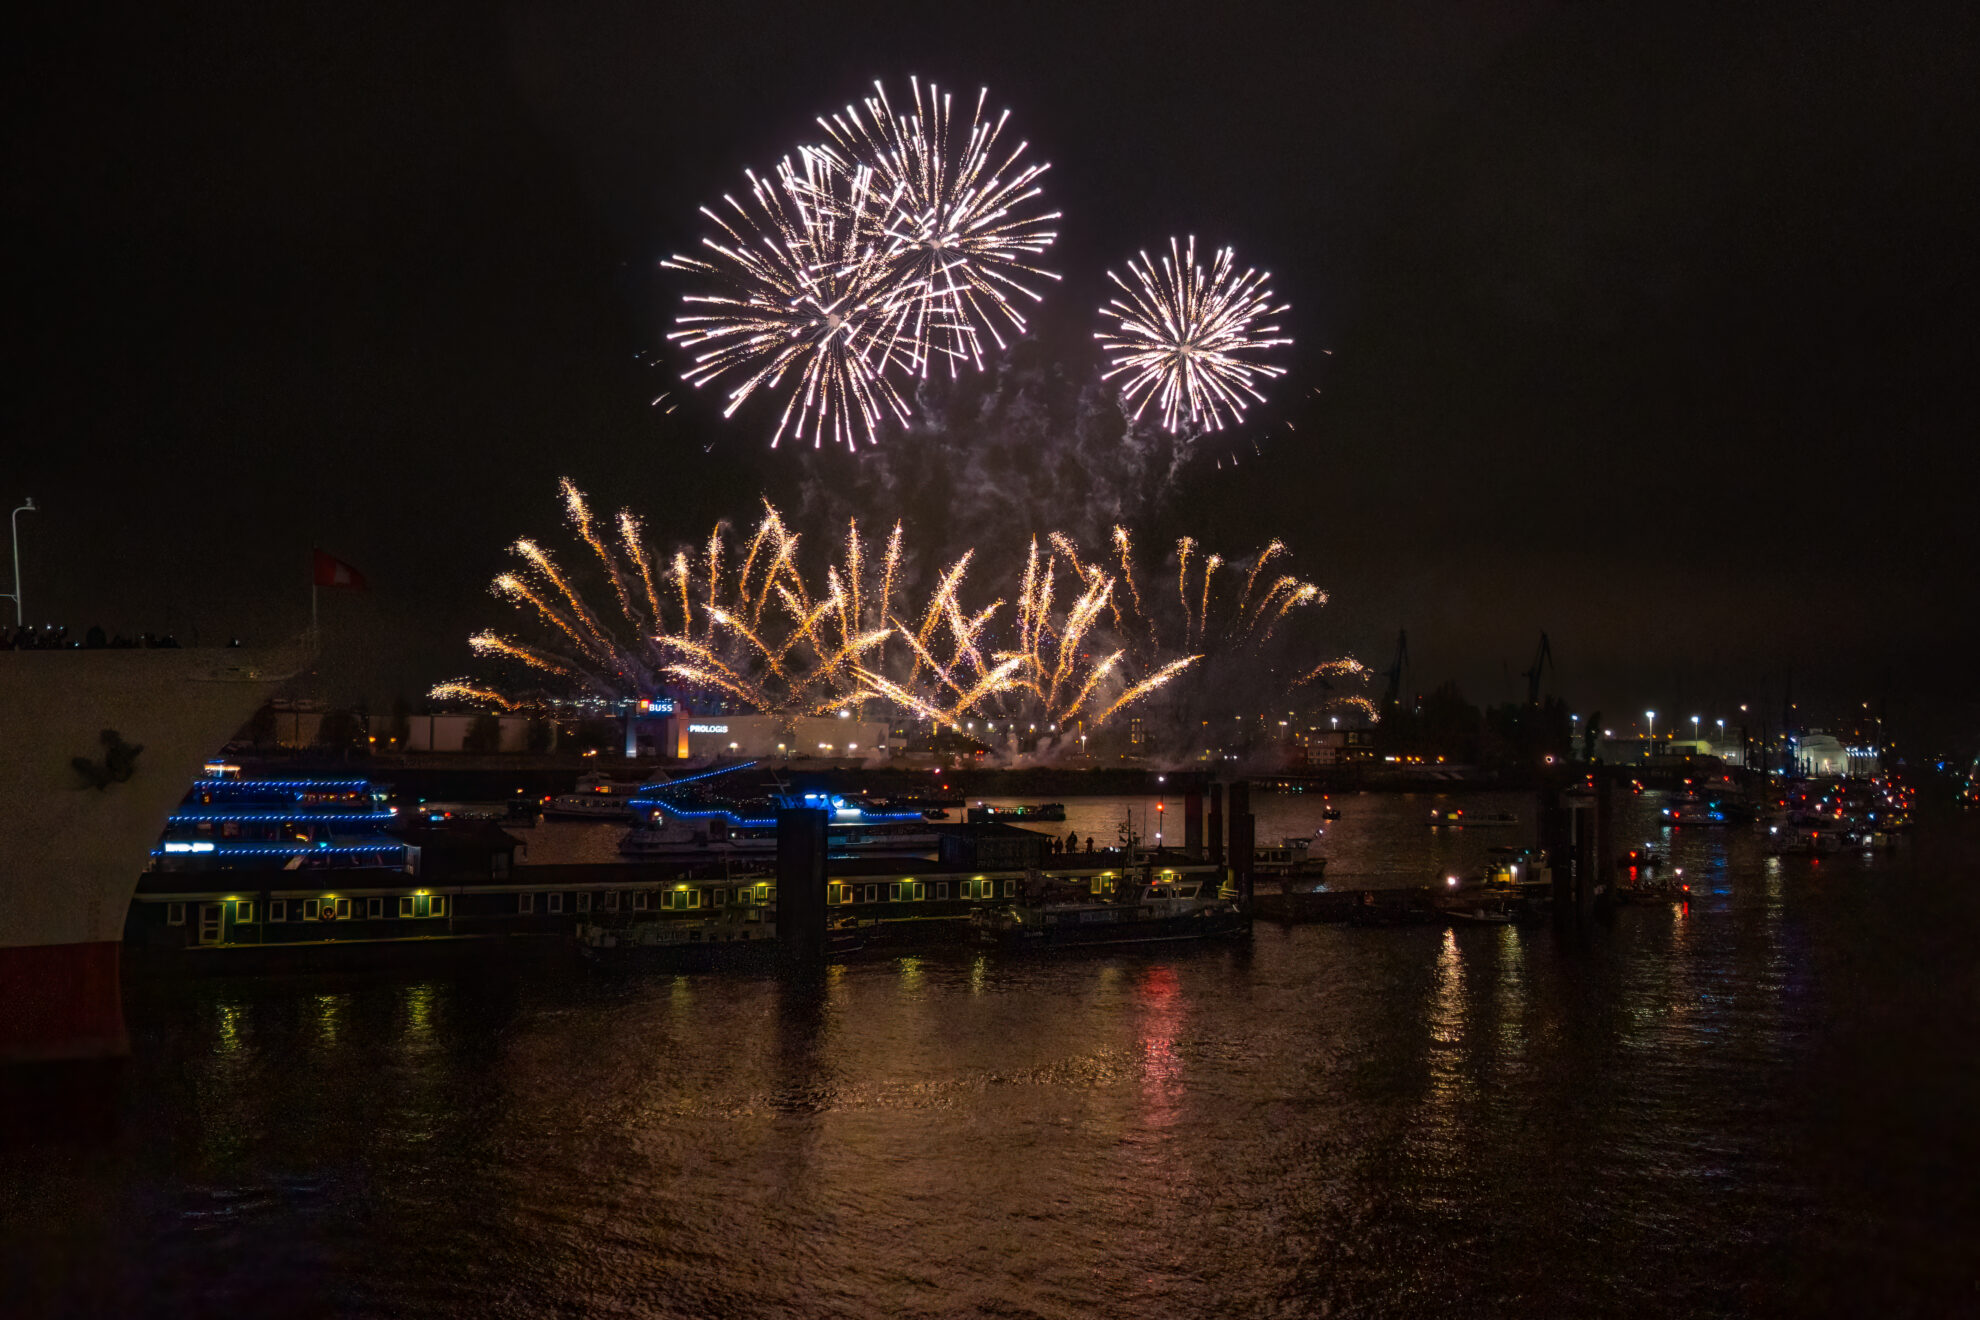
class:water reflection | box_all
[311,992,349,1049]
[401,982,436,1046]
[3,795,1963,1318]
[1494,925,1527,1060]
[215,1001,244,1054]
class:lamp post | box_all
[1646,710,1657,743]
[1692,715,1701,744]
[5,497,35,627]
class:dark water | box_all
[5,794,1978,1318]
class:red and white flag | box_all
[312,549,369,590]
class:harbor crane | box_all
[1379,629,1410,713]
[1522,632,1554,707]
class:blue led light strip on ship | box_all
[150,842,408,857]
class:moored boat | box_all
[972,874,1248,950]
[542,771,669,820]
[966,802,1066,823]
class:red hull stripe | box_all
[0,941,128,1062]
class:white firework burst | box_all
[816,78,1061,376]
[662,148,922,451]
[1096,236,1291,434]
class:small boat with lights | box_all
[542,771,671,820]
[965,802,1066,823]
[1428,807,1519,828]
[1661,795,1733,826]
[1616,873,1695,905]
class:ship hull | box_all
[0,648,293,1066]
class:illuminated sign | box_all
[688,723,729,734]
[162,841,216,853]
[639,698,676,714]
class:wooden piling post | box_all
[775,807,829,968]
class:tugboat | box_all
[972,871,1249,950]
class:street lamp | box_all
[1692,715,1700,742]
[5,497,35,627]
[1646,710,1657,742]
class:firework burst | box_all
[662,149,919,451]
[439,484,1360,752]
[815,78,1061,376]
[1097,236,1291,433]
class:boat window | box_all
[863,885,877,903]
[937,882,950,900]
[518,893,535,915]
[889,883,902,902]
[334,898,351,920]
[430,895,446,917]
[605,891,620,911]
[234,901,254,924]
[576,892,591,913]
[912,882,925,901]
[1002,880,1015,897]
[304,899,321,920]
[689,889,702,909]
[166,902,185,926]
[632,892,649,911]
[548,893,564,914]
[399,896,414,917]
[366,897,382,919]
[269,900,286,923]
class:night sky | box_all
[10,1,1977,745]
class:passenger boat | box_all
[618,773,939,858]
[972,873,1249,949]
[615,817,940,859]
